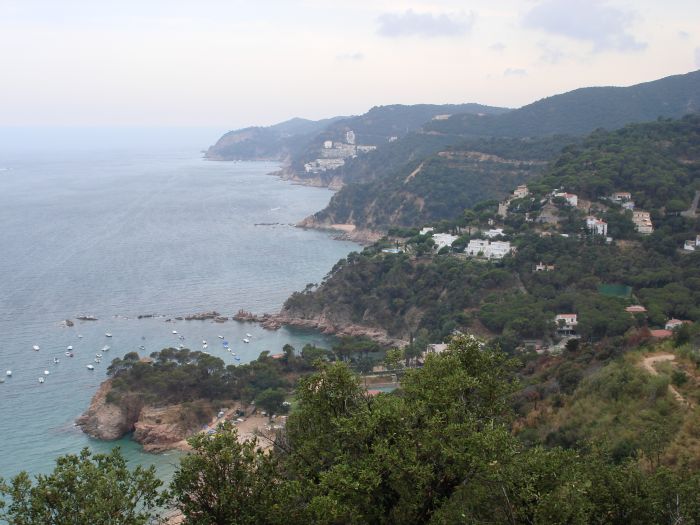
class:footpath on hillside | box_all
[640,353,693,408]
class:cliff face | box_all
[75,380,141,440]
[76,380,211,451]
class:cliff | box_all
[76,380,211,452]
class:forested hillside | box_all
[285,116,700,348]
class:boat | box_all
[218,335,224,339]
[202,340,207,345]
[66,345,73,351]
[179,335,185,340]
[139,345,145,350]
[246,333,252,338]
[44,370,50,375]
[6,370,12,376]
[77,334,83,338]
[94,358,101,363]
[179,344,185,349]
[86,364,94,370]
[243,338,250,344]
[0,377,5,383]
[105,332,112,337]
[172,330,178,334]
[102,345,110,351]
[65,351,73,357]
[234,356,241,361]
[53,357,60,364]
[95,353,102,358]
[38,377,45,383]
[202,344,208,349]
[32,345,40,351]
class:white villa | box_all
[485,228,505,238]
[420,227,434,235]
[586,216,608,236]
[513,185,529,199]
[555,314,578,335]
[555,192,578,207]
[683,235,700,251]
[432,233,459,251]
[465,239,512,260]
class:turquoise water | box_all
[0,146,358,481]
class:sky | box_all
[1,0,699,129]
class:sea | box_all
[0,129,359,482]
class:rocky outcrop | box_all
[75,380,141,440]
[77,381,211,451]
[296,216,383,245]
[234,311,407,348]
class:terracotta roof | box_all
[650,329,673,339]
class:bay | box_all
[0,143,358,480]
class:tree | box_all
[255,388,287,417]
[0,448,161,525]
[166,422,278,525]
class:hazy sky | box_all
[2,0,699,128]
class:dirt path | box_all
[640,353,692,407]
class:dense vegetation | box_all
[287,116,700,351]
[312,135,574,229]
[7,337,700,523]
[425,69,700,138]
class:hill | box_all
[426,69,700,138]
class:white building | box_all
[465,239,512,260]
[586,216,608,236]
[323,140,333,149]
[420,227,434,236]
[345,130,356,145]
[432,233,459,251]
[611,191,632,202]
[555,192,578,207]
[485,228,505,238]
[555,314,578,334]
[683,235,700,251]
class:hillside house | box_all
[665,319,690,331]
[555,314,578,335]
[650,329,673,339]
[425,343,448,355]
[420,227,434,235]
[485,228,505,238]
[611,191,632,202]
[432,233,458,251]
[625,305,647,314]
[535,262,555,272]
[465,239,512,260]
[513,185,529,198]
[632,210,654,234]
[555,192,578,207]
[683,235,700,251]
[586,216,608,236]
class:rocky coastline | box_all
[233,310,407,348]
[296,215,383,245]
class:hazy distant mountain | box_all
[425,69,700,138]
[205,104,509,162]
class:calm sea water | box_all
[0,145,358,481]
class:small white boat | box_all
[32,345,40,351]
[78,334,83,338]
[67,345,73,351]
[243,338,250,344]
[139,345,145,350]
[6,370,12,376]
[94,358,101,363]
[178,335,185,340]
[102,345,110,351]
[218,335,224,339]
[246,333,252,338]
[234,356,241,361]
[95,353,103,358]
[202,340,207,345]
[65,351,73,357]
[202,344,208,349]
[105,333,112,338]
[86,364,94,370]
[43,370,50,375]
[53,357,60,364]
[172,330,178,334]
[179,344,185,349]
[38,377,45,383]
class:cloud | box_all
[538,40,569,64]
[695,47,700,68]
[336,52,365,61]
[678,30,690,40]
[523,0,646,52]
[377,9,475,38]
[489,42,506,52]
[504,68,527,77]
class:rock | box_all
[75,380,142,441]
[184,311,220,321]
[76,315,98,321]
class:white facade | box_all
[632,210,653,234]
[432,233,458,251]
[586,216,608,236]
[345,130,356,145]
[323,140,333,149]
[420,227,434,236]
[485,228,505,238]
[555,314,578,333]
[465,239,512,259]
[555,192,578,207]
[513,185,529,198]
